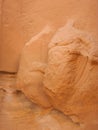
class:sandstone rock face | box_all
[17,20,98,123]
[16,25,54,108]
[44,21,98,121]
[0,0,98,72]
[0,85,80,130]
[0,0,98,130]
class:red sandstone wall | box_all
[0,0,98,72]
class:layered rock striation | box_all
[17,20,98,124]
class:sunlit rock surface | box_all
[16,25,53,108]
[0,0,98,72]
[0,0,98,130]
[16,20,98,129]
[44,21,98,122]
[0,73,80,130]
[0,73,98,130]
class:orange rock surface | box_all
[0,0,98,130]
[0,0,98,72]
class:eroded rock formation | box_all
[17,20,98,124]
[44,20,98,122]
[0,0,98,130]
[17,25,53,108]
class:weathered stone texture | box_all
[0,0,98,129]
